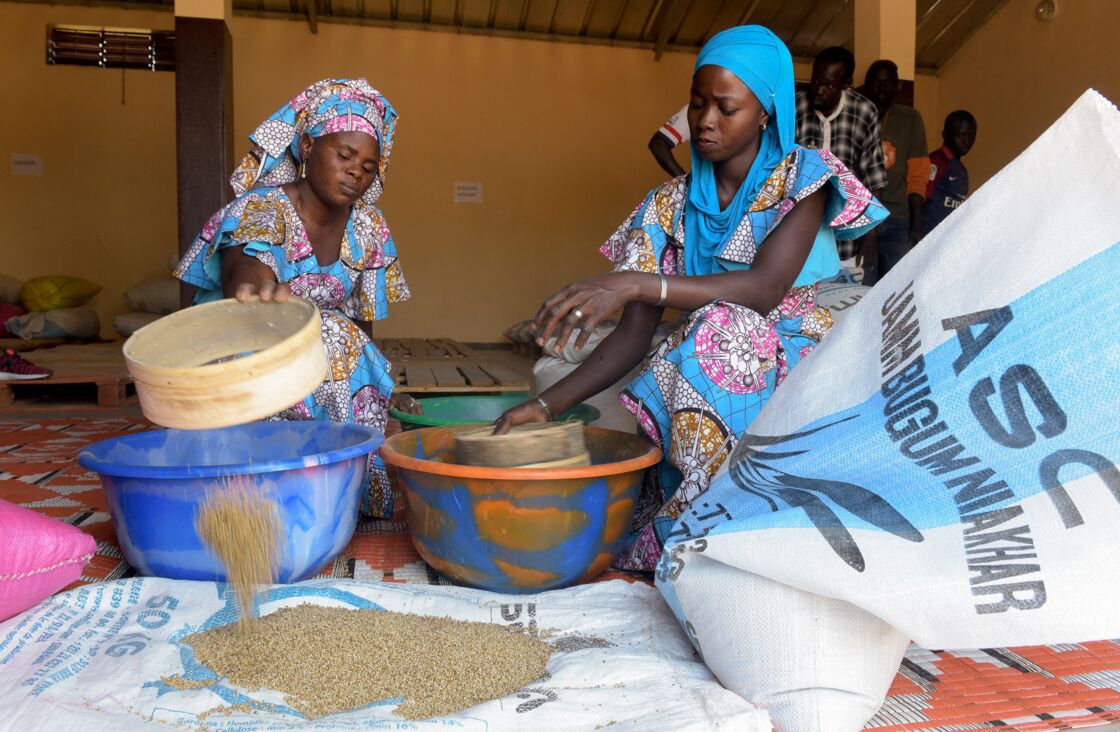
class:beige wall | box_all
[1,4,177,340]
[935,0,1120,187]
[4,0,1114,342]
[914,72,939,151]
[2,3,700,342]
[233,20,698,342]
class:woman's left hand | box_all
[534,272,639,354]
[390,393,423,415]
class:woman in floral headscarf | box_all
[176,78,409,518]
[496,28,888,570]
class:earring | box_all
[760,122,768,131]
[299,160,307,179]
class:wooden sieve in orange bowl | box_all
[123,297,327,429]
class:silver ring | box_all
[572,308,585,321]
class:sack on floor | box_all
[0,577,770,731]
[0,498,96,622]
[113,310,162,338]
[658,90,1120,731]
[19,275,101,312]
[123,276,179,315]
[5,307,99,339]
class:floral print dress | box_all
[601,147,886,570]
[175,185,410,518]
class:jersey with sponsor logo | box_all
[923,145,969,236]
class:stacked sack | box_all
[2,275,102,340]
[113,275,179,337]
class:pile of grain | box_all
[183,604,553,720]
[194,478,281,624]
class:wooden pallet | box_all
[0,343,133,408]
[373,338,529,394]
[393,360,529,393]
[373,338,476,360]
[0,337,69,353]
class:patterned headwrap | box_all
[230,78,399,207]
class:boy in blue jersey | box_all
[922,110,977,237]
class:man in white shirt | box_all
[648,104,689,178]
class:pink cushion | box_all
[0,498,96,622]
[0,302,27,337]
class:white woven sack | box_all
[658,90,1120,730]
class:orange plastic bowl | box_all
[380,426,661,593]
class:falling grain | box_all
[194,477,281,625]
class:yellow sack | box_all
[20,276,101,312]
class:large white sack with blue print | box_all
[0,577,769,731]
[657,90,1120,730]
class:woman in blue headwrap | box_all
[497,28,887,570]
[176,78,410,519]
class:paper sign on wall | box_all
[10,154,43,177]
[454,181,482,204]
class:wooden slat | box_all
[432,338,475,358]
[12,344,130,379]
[0,338,68,353]
[422,339,449,358]
[403,364,438,387]
[400,338,432,358]
[430,363,466,387]
[458,364,496,387]
[479,362,529,387]
[0,343,134,408]
[399,383,526,394]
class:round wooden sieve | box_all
[123,297,327,429]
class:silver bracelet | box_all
[535,396,554,420]
[656,273,668,306]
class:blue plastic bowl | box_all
[78,421,382,583]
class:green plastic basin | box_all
[389,392,600,431]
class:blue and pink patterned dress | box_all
[175,185,409,518]
[601,147,886,569]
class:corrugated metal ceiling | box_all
[20,0,1011,70]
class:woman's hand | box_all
[390,393,423,415]
[534,272,640,354]
[234,279,291,303]
[492,399,550,436]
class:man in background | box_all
[648,104,689,178]
[922,110,978,238]
[862,59,929,284]
[796,46,887,281]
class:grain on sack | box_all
[182,604,554,720]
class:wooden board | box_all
[458,364,497,387]
[373,338,526,393]
[0,343,133,408]
[373,338,477,360]
[395,360,529,393]
[403,364,438,388]
[0,338,68,353]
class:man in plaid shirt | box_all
[795,46,887,276]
